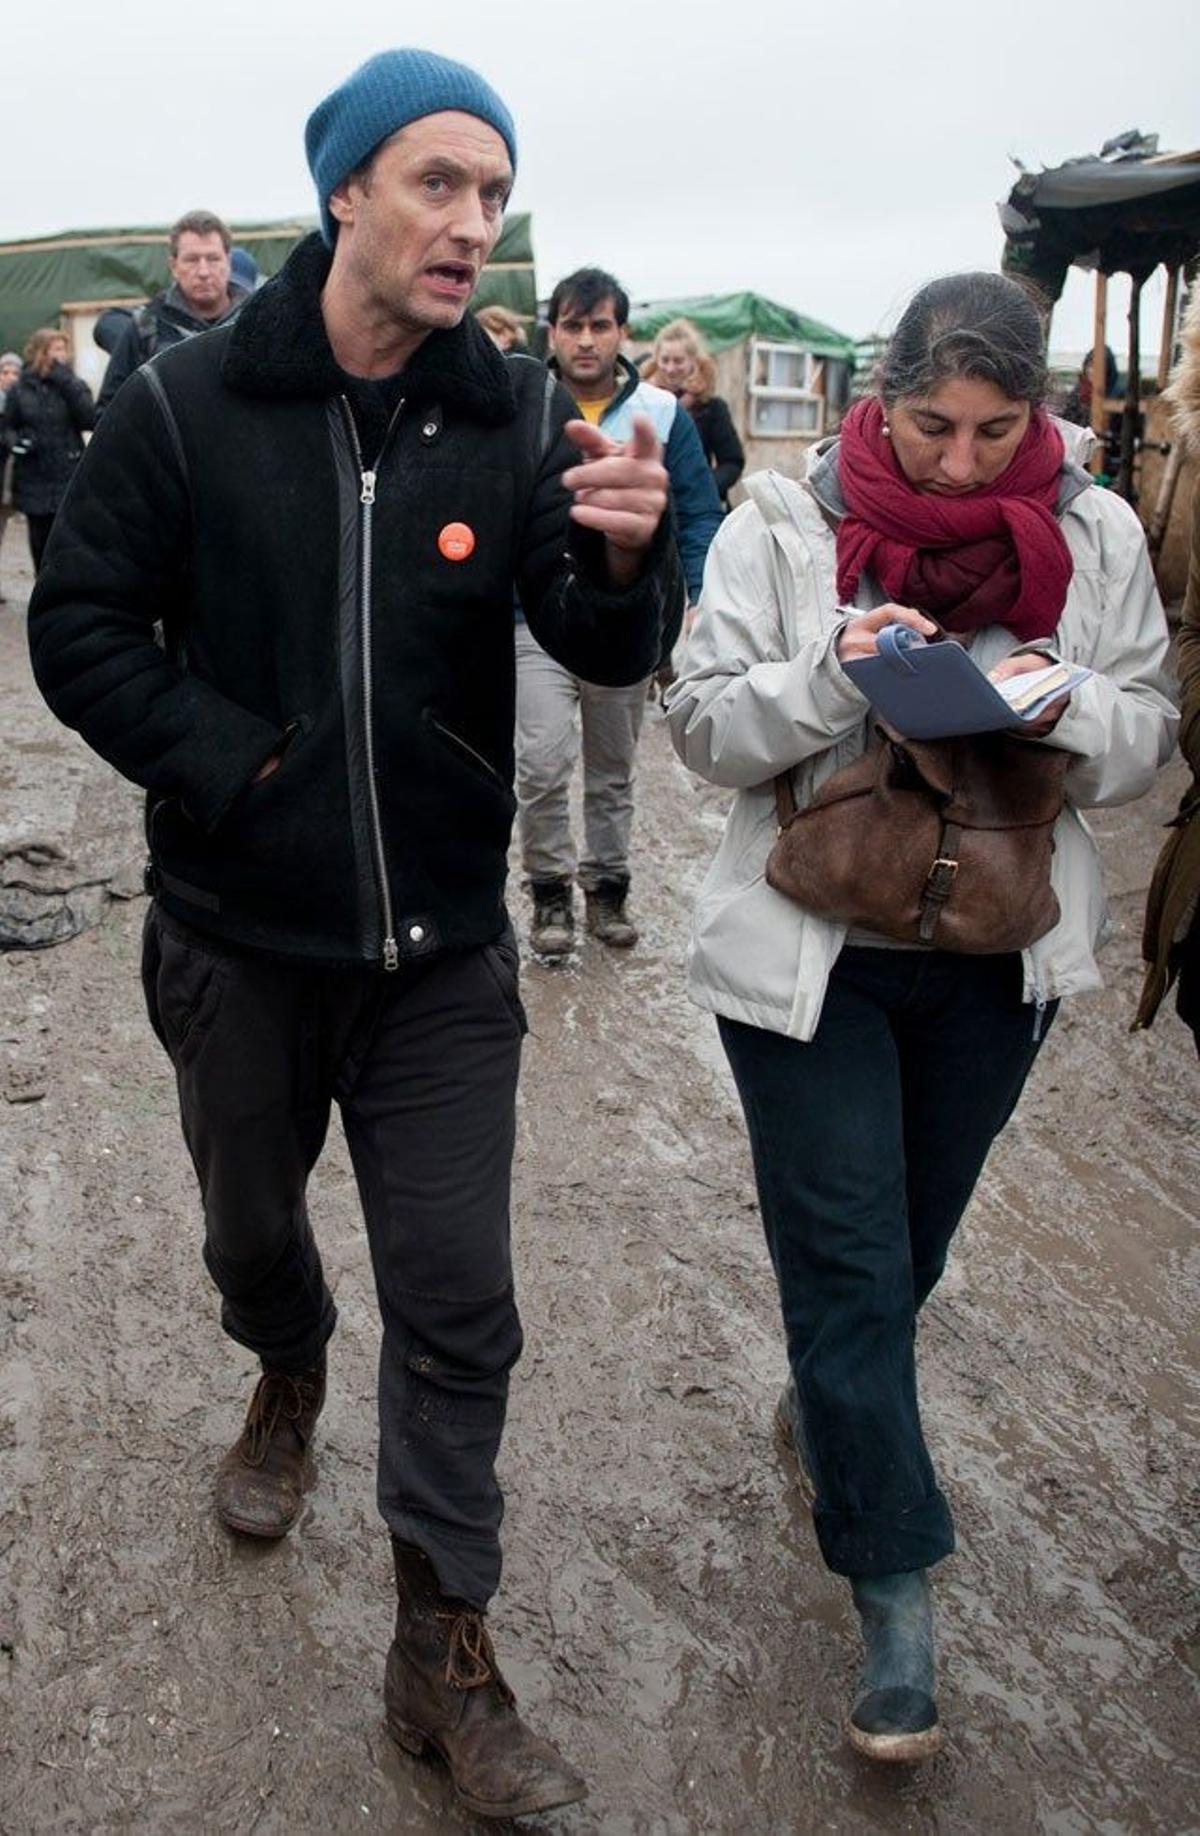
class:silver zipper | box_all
[340,395,405,971]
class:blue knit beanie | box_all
[305,49,517,246]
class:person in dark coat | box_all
[0,350,21,601]
[643,316,745,507]
[97,210,249,413]
[28,47,673,1823]
[3,329,95,571]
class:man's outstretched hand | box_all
[562,413,668,588]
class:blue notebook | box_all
[842,625,1090,740]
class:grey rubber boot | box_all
[528,879,574,959]
[848,1570,941,1762]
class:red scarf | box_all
[835,397,1072,642]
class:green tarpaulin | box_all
[0,214,536,352]
[628,290,855,360]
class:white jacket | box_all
[666,434,1179,1042]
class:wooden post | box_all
[1158,266,1180,389]
[1089,271,1108,475]
[1114,275,1143,502]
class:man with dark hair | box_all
[516,266,721,956]
[97,209,248,412]
[29,47,672,1822]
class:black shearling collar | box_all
[222,232,517,427]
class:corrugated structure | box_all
[629,291,854,360]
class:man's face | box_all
[169,232,232,318]
[548,296,624,399]
[329,112,512,334]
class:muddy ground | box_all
[1,529,1198,1835]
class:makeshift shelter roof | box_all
[628,291,855,360]
[0,214,536,351]
[1000,131,1200,302]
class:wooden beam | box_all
[1090,271,1108,475]
[1114,275,1143,502]
[1158,266,1180,389]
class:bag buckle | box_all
[923,856,959,903]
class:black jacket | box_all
[3,364,95,516]
[687,395,745,505]
[97,283,249,414]
[29,234,668,968]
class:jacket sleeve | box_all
[706,396,745,499]
[1177,479,1200,779]
[663,405,724,601]
[27,368,285,832]
[666,500,867,788]
[50,364,96,434]
[96,319,147,416]
[515,376,671,686]
[1035,494,1178,807]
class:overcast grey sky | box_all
[6,0,1195,355]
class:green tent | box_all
[628,291,855,360]
[0,213,536,352]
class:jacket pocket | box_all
[424,710,508,791]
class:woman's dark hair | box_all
[879,272,1048,408]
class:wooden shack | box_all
[627,292,856,496]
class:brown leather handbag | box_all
[766,731,1069,953]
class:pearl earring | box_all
[881,420,891,436]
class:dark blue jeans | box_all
[719,948,1056,1579]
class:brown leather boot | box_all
[384,1541,587,1821]
[584,878,638,948]
[214,1353,326,1538]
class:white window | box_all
[749,339,824,436]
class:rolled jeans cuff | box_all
[813,1490,956,1578]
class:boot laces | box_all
[437,1608,515,1703]
[241,1369,312,1467]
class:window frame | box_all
[747,337,825,438]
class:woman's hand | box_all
[989,652,1071,736]
[836,603,937,664]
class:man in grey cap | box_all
[29,46,673,1822]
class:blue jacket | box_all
[588,355,722,603]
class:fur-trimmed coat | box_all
[26,234,670,968]
[1136,286,1200,1039]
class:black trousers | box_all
[141,903,527,1608]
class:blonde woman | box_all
[3,329,94,570]
[644,317,744,507]
[474,303,527,353]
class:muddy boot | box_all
[214,1353,326,1539]
[584,877,638,948]
[774,1375,815,1504]
[528,878,574,960]
[848,1570,941,1762]
[385,1541,587,1821]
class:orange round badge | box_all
[438,522,476,562]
